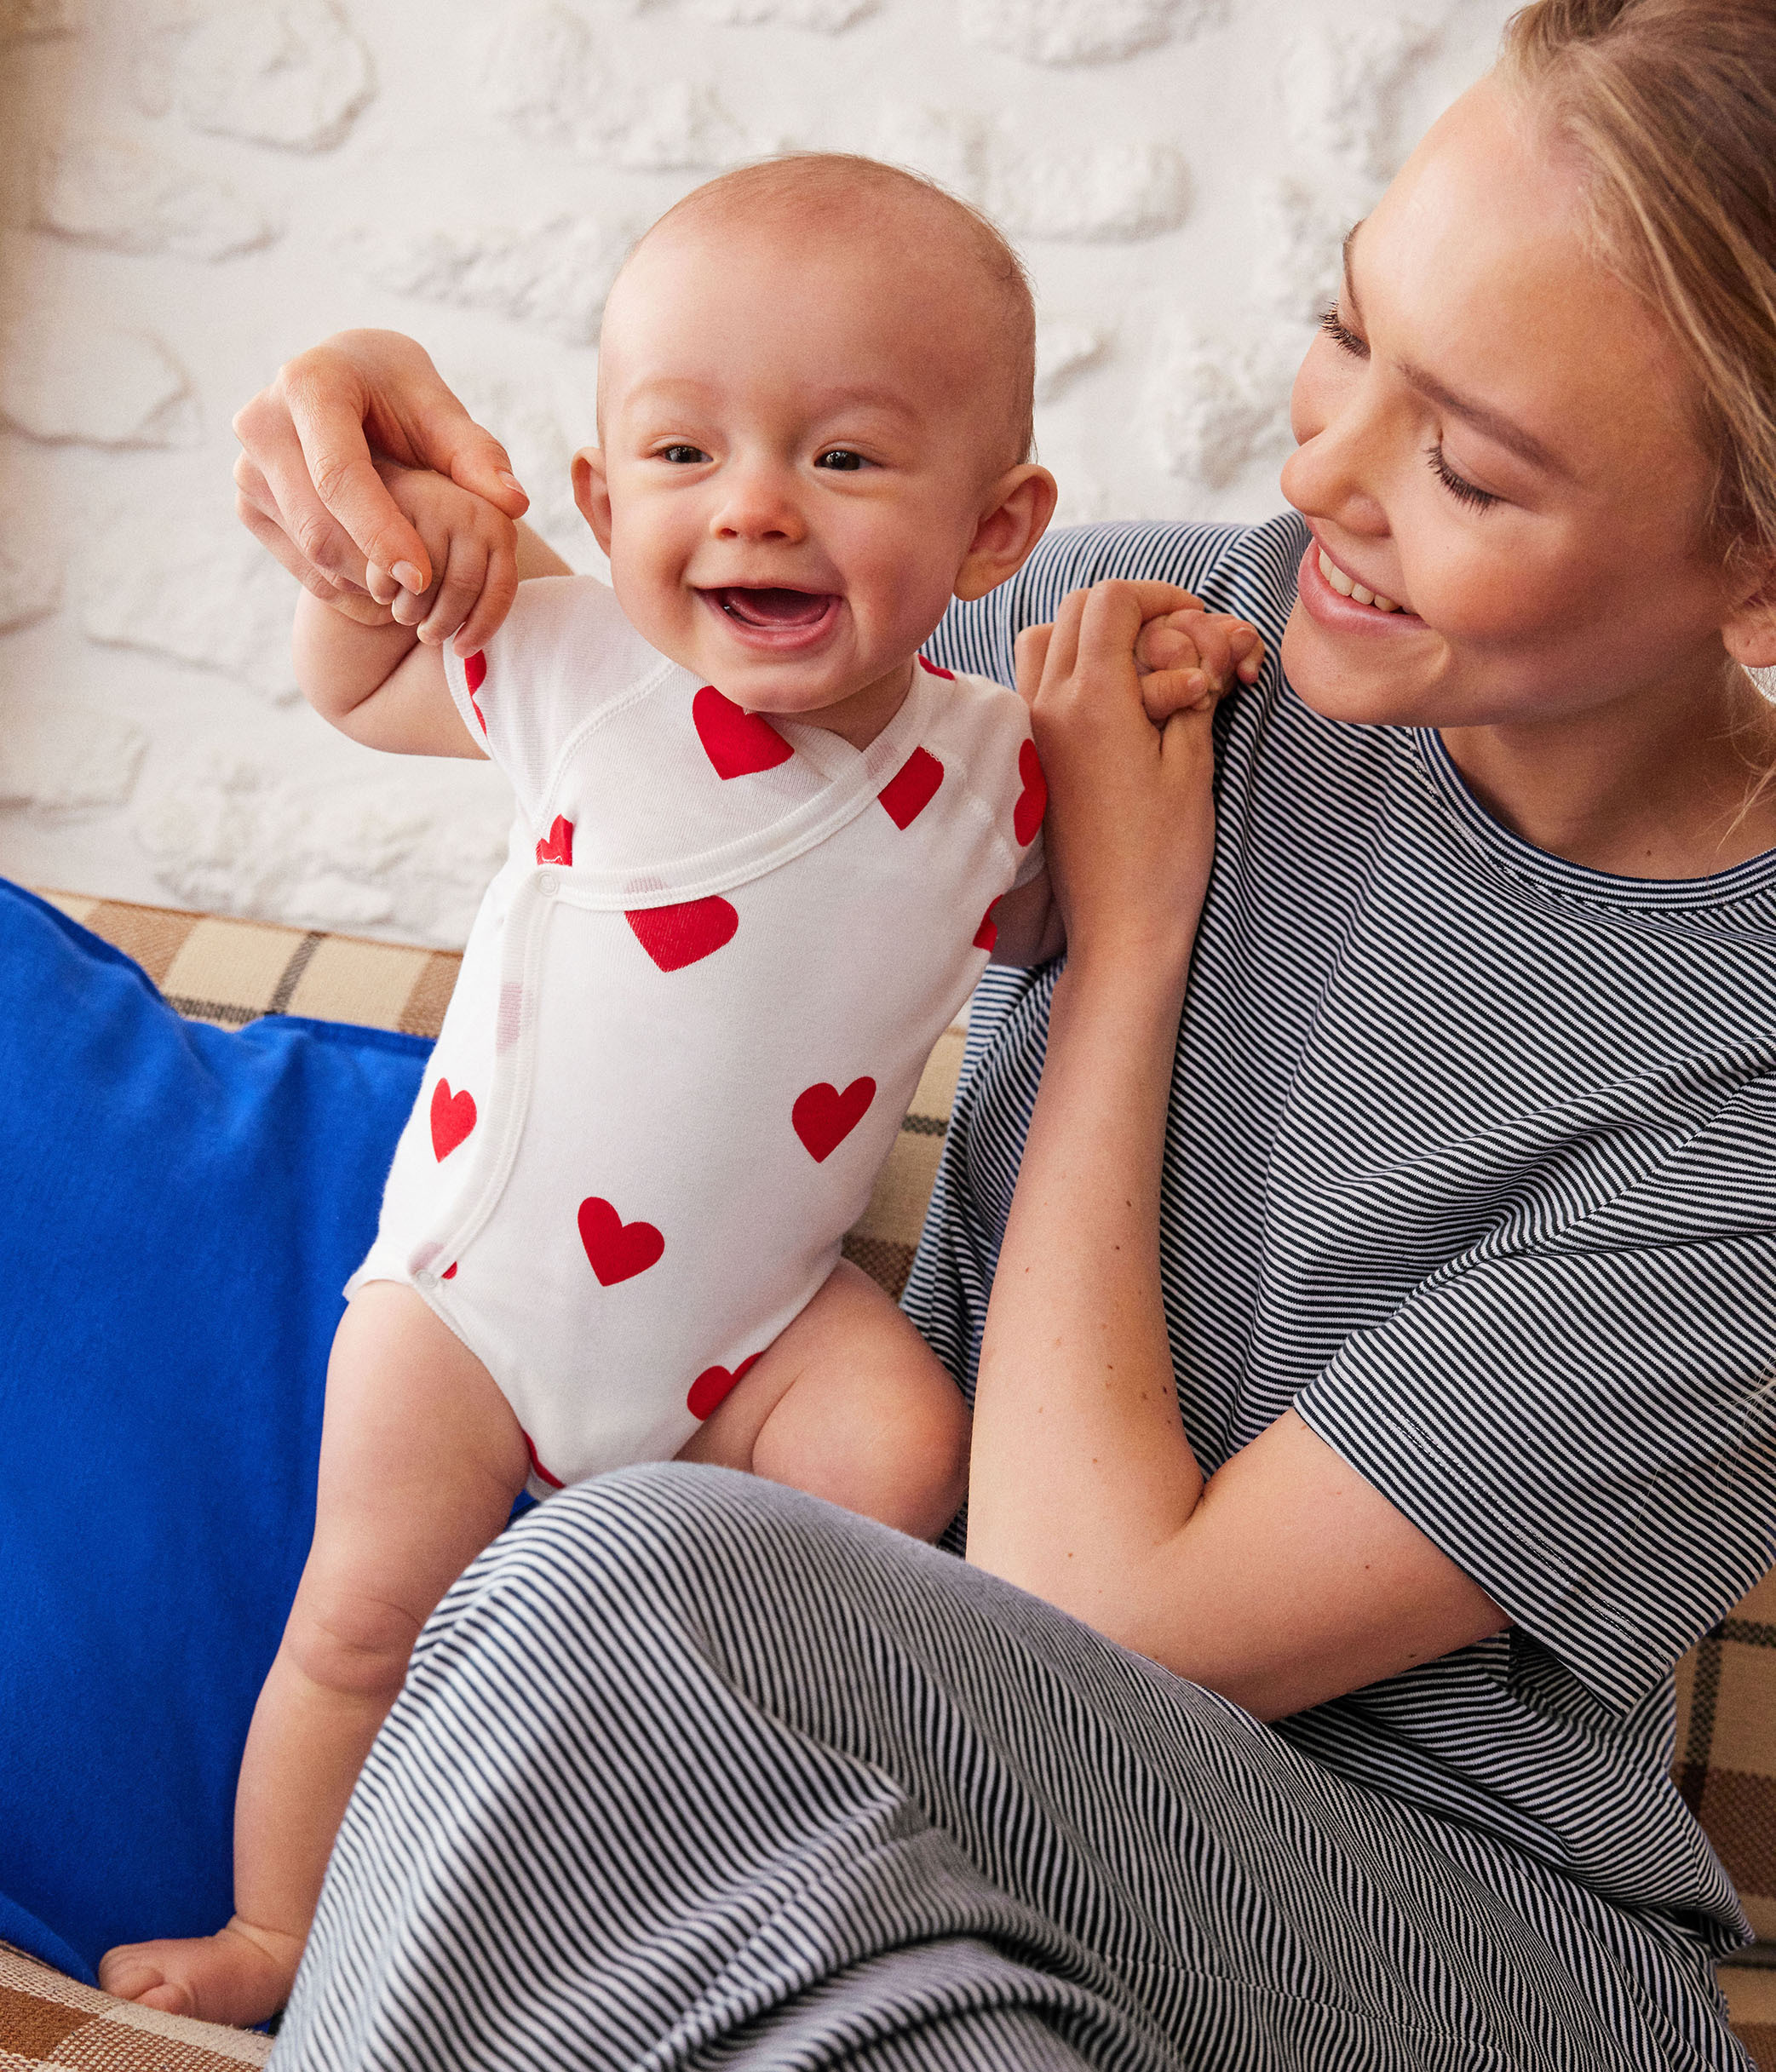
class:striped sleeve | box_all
[1296,1072,1776,1717]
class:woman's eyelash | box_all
[1425,443,1500,511]
[1316,306,1501,512]
[1318,305,1367,357]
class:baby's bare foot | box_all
[98,1919,302,2028]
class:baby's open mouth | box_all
[710,587,837,629]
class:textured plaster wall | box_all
[0,0,1516,944]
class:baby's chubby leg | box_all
[99,1283,529,2027]
[678,1260,968,1540]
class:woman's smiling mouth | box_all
[1298,537,1423,631]
[1315,548,1400,612]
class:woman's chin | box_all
[1279,605,1449,729]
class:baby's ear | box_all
[954,464,1058,602]
[572,447,613,556]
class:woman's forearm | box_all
[967,955,1206,1631]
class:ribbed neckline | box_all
[1413,727,1776,911]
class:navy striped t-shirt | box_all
[908,512,1776,1951]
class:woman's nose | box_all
[1282,362,1389,539]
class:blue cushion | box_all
[0,881,430,1983]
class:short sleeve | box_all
[441,576,669,824]
[1296,1073,1776,1718]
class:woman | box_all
[233,4,1776,2064]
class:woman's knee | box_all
[441,1461,915,1669]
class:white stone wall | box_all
[0,0,1515,944]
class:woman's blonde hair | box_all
[1503,0,1776,567]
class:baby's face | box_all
[577,221,1019,730]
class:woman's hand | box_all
[232,330,529,617]
[1015,579,1224,984]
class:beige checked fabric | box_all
[9,887,1771,2064]
[0,1943,272,2069]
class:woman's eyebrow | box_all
[1342,221,1567,479]
[1341,221,1366,320]
[1398,364,1567,475]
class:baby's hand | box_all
[371,462,520,656]
[1133,609,1266,723]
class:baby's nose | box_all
[711,469,807,542]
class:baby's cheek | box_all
[606,544,688,646]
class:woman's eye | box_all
[1425,442,1500,513]
[1317,305,1368,359]
[814,449,866,473]
[659,444,710,465]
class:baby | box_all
[102,154,1264,2026]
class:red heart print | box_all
[521,1430,564,1489]
[626,896,739,972]
[687,1352,762,1421]
[878,747,943,829]
[430,1079,476,1161]
[792,1076,877,1162]
[578,1197,665,1286]
[441,1262,457,1280]
[693,686,792,778]
[1014,738,1046,846]
[974,900,999,952]
[918,657,955,680]
[464,651,488,734]
[536,814,574,867]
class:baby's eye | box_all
[814,449,866,473]
[658,444,710,465]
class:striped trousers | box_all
[273,1466,1744,2071]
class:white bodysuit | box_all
[350,576,1046,1496]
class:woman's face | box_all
[1279,76,1739,732]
